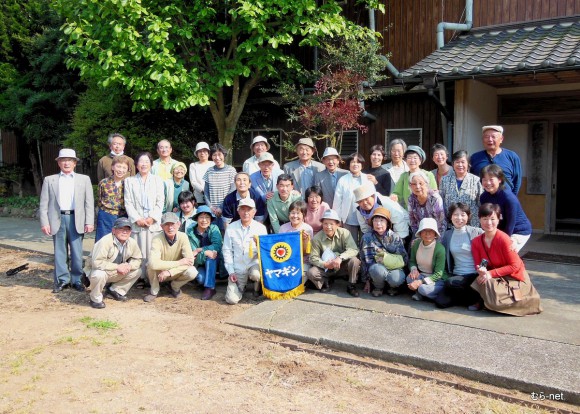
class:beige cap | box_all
[251,135,270,150]
[322,147,340,159]
[482,125,503,134]
[161,212,180,225]
[237,198,256,210]
[295,138,316,150]
[321,209,341,223]
[257,152,275,164]
[354,182,376,202]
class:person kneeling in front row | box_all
[85,217,143,309]
[223,198,268,304]
[144,212,197,302]
[307,209,361,297]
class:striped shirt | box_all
[203,165,237,209]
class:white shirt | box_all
[58,172,75,210]
[223,219,268,275]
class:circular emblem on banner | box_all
[270,242,292,263]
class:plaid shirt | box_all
[360,230,408,268]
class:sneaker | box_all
[90,300,105,309]
[411,292,424,301]
[468,302,483,311]
[371,289,383,297]
[201,288,216,301]
[387,287,399,296]
[168,287,182,299]
[347,284,359,297]
[143,294,157,302]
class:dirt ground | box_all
[0,247,575,414]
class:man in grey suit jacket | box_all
[314,147,347,207]
[40,149,95,293]
[283,138,324,197]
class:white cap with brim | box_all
[322,147,340,159]
[354,182,376,202]
[161,212,180,225]
[482,125,504,134]
[55,148,79,161]
[194,142,210,156]
[257,152,275,164]
[296,138,316,150]
[416,217,440,238]
[237,198,256,210]
[321,209,341,223]
[251,135,270,150]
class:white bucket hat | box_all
[251,135,270,150]
[55,148,79,161]
[321,147,340,159]
[194,142,210,156]
[416,217,440,238]
[354,182,376,202]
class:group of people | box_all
[39,125,541,316]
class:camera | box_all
[479,259,488,268]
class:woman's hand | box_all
[407,279,422,291]
[408,267,420,280]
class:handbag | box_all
[381,251,405,270]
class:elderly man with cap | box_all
[470,125,522,195]
[152,139,179,180]
[390,145,437,210]
[283,137,325,196]
[85,217,143,308]
[97,133,136,182]
[360,207,408,297]
[250,152,283,205]
[40,148,95,293]
[223,198,268,304]
[354,182,410,242]
[313,147,347,206]
[222,172,266,230]
[189,141,214,205]
[243,135,280,175]
[144,212,197,302]
[307,209,361,297]
[186,205,223,300]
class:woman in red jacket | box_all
[470,203,542,316]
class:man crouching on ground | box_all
[85,217,142,309]
[144,212,197,302]
[223,198,268,304]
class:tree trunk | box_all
[29,149,42,196]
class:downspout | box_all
[360,7,381,121]
[436,0,473,150]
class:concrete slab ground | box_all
[1,217,579,404]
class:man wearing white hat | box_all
[189,141,214,205]
[243,135,280,175]
[307,209,361,297]
[283,137,325,197]
[223,198,268,304]
[313,147,347,206]
[40,148,95,293]
[470,125,522,195]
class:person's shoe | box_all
[371,288,383,297]
[52,282,69,293]
[90,300,105,309]
[201,288,216,301]
[320,281,330,293]
[71,282,86,292]
[387,287,399,297]
[253,282,262,298]
[168,287,182,299]
[107,287,128,302]
[411,292,424,301]
[143,294,157,302]
[468,301,483,311]
[81,273,91,288]
[347,284,359,297]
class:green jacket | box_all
[408,240,448,282]
[186,223,223,267]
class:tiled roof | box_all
[398,19,580,82]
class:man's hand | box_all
[85,225,94,233]
[324,257,342,270]
[117,262,131,276]
[204,250,218,259]
[158,270,171,282]
[229,273,238,283]
[265,191,274,200]
[179,257,194,266]
[145,217,155,226]
[136,218,148,227]
[212,207,222,217]
[41,225,51,236]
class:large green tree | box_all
[54,0,383,152]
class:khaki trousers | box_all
[89,268,142,303]
[306,257,361,289]
[147,266,197,296]
[225,265,261,305]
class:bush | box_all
[0,196,40,210]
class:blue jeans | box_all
[53,213,84,286]
[195,258,217,289]
[96,209,121,242]
[406,274,445,299]
[368,264,405,289]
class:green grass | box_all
[79,316,119,331]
